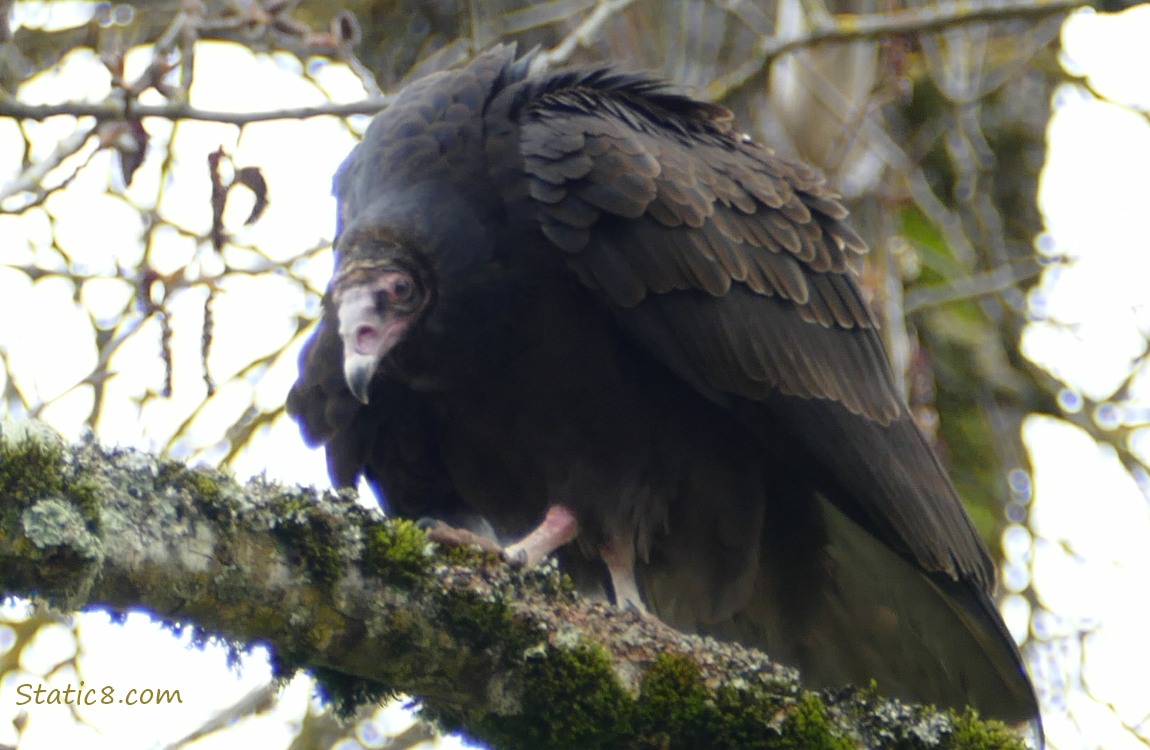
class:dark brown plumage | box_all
[287,46,1040,730]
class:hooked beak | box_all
[336,286,410,404]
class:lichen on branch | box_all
[0,420,1026,749]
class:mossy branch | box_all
[0,420,1026,750]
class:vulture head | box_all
[331,242,429,403]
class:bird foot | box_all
[501,504,580,569]
[421,519,503,555]
[500,547,529,568]
[614,583,677,638]
[621,596,652,619]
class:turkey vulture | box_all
[287,46,1040,728]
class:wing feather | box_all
[506,74,993,586]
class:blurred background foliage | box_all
[1,0,1147,748]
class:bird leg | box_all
[599,537,650,617]
[429,505,658,623]
[501,504,580,568]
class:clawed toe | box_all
[422,519,503,555]
[500,547,529,568]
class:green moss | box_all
[263,491,345,585]
[635,655,860,750]
[311,665,397,716]
[268,641,395,717]
[0,433,66,508]
[438,539,500,567]
[436,588,532,653]
[465,648,854,750]
[67,475,103,527]
[282,515,343,585]
[0,429,103,542]
[717,685,789,748]
[477,643,632,750]
[634,652,712,747]
[837,687,1032,750]
[948,710,1028,750]
[157,461,227,515]
[638,653,771,749]
[362,518,430,584]
[774,695,854,750]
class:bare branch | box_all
[0,123,97,207]
[159,682,278,750]
[0,0,1071,127]
[0,98,391,125]
[704,0,1080,101]
[904,257,1044,313]
[529,0,638,72]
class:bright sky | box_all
[1016,7,1150,748]
[2,3,1149,750]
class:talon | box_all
[423,519,502,554]
[623,598,648,618]
[501,547,529,568]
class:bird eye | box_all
[392,276,414,302]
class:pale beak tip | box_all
[344,358,375,404]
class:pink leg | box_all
[501,504,580,568]
[599,537,650,616]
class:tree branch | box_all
[0,420,1029,749]
[904,257,1045,313]
[529,0,638,73]
[0,97,391,124]
[705,0,1081,101]
[0,121,96,207]
[1,0,1075,128]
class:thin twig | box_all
[904,165,980,268]
[0,124,98,207]
[705,0,1080,101]
[529,0,638,73]
[159,682,278,750]
[385,721,438,750]
[0,98,391,125]
[904,257,1044,313]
